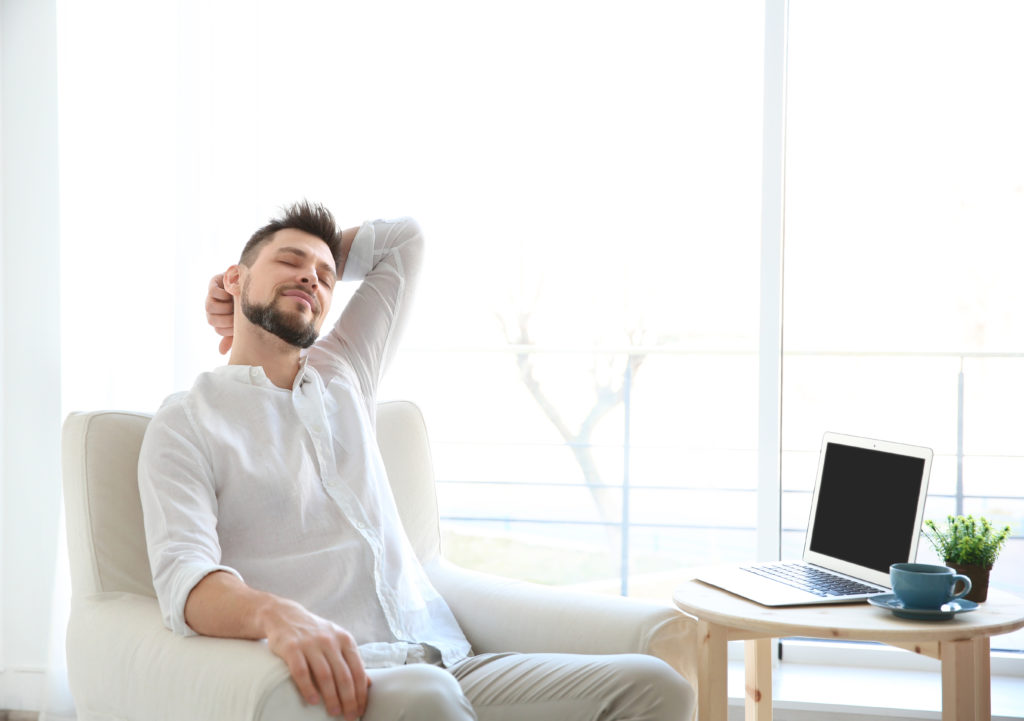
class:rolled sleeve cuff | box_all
[165,564,245,637]
[341,221,375,282]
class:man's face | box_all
[238,229,336,349]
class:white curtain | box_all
[2,0,63,716]
[41,512,75,721]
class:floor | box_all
[0,713,38,721]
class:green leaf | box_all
[923,514,1012,568]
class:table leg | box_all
[744,638,772,720]
[940,636,991,721]
[697,619,729,721]
[972,636,991,721]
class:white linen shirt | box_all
[138,217,471,668]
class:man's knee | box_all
[364,664,475,721]
[615,654,695,721]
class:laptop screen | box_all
[808,439,929,574]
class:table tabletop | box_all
[673,577,1024,643]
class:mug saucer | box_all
[867,593,979,621]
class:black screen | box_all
[808,442,926,573]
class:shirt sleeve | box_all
[308,217,425,406]
[137,397,243,636]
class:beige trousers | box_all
[361,652,695,721]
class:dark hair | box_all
[240,200,342,270]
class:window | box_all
[783,0,1024,652]
[381,1,767,599]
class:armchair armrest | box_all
[426,560,697,684]
[66,592,330,721]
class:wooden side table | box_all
[673,578,1024,721]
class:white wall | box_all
[0,0,62,710]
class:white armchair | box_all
[62,400,697,720]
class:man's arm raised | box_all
[185,570,370,720]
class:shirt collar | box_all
[214,356,312,391]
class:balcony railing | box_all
[403,348,1024,603]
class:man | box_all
[139,201,694,721]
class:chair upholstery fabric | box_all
[62,401,697,721]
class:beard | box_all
[241,280,320,349]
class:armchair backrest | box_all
[62,410,154,597]
[61,400,441,599]
[374,401,443,562]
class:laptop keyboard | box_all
[741,562,884,598]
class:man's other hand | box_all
[184,571,371,719]
[206,273,235,354]
[260,599,371,720]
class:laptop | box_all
[696,432,933,606]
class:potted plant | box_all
[922,514,1012,602]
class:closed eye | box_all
[274,246,336,287]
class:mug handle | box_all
[951,573,973,600]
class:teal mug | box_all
[890,563,972,609]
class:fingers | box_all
[319,650,356,719]
[283,650,326,710]
[206,301,232,315]
[341,640,370,719]
[206,275,234,317]
[206,273,232,303]
[271,623,368,719]
[209,318,233,337]
[207,273,235,353]
[323,633,369,720]
[283,645,355,718]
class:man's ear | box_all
[224,264,243,298]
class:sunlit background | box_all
[56,0,1023,664]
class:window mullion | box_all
[758,0,789,563]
